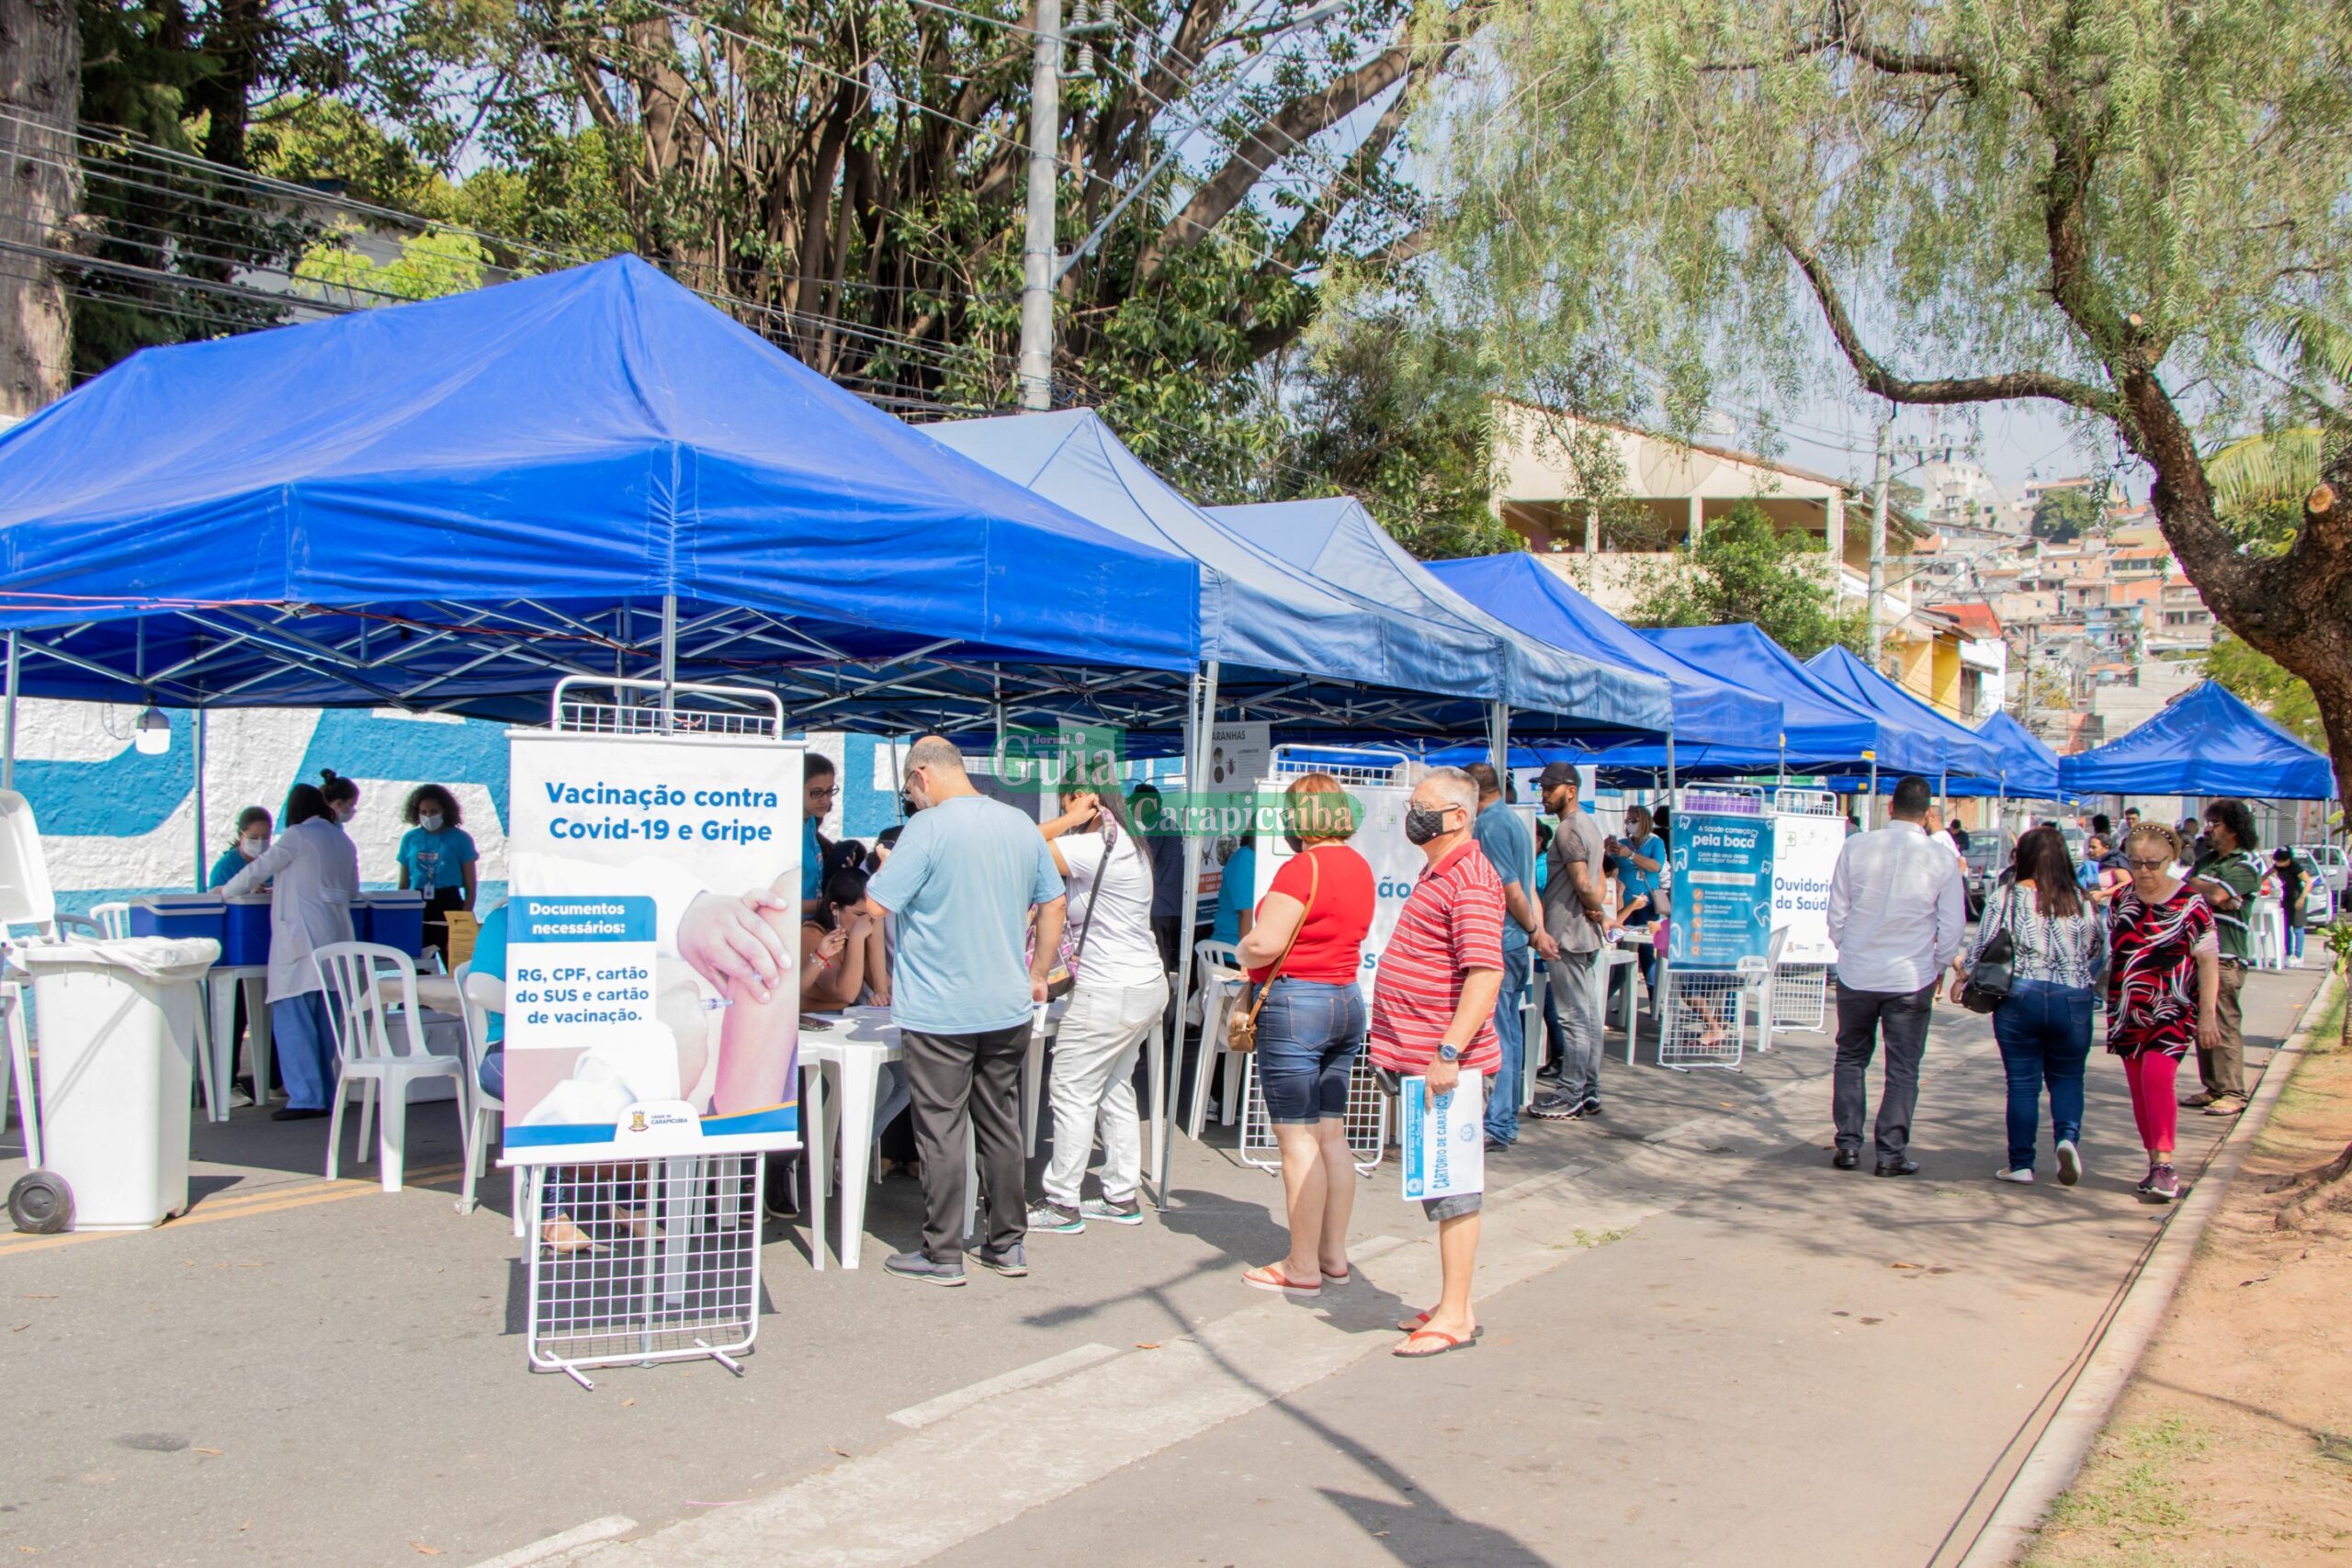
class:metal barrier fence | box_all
[1772,964,1830,1032]
[1238,1053,1388,1175]
[525,1156,763,1389]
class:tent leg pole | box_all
[1868,758,1878,829]
[3,632,17,795]
[193,707,208,892]
[1666,733,1678,815]
[1487,700,1508,778]
[659,592,677,732]
[1159,660,1216,1210]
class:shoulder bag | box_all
[1961,884,2016,1015]
[1037,819,1117,1001]
[1227,851,1321,1055]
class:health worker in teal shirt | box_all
[801,753,838,917]
[209,806,276,890]
[396,784,478,964]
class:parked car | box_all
[1961,832,2011,921]
[2294,841,2346,897]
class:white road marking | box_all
[466,1515,637,1568]
[887,1342,1123,1429]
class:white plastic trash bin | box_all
[17,937,220,1230]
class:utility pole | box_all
[1018,0,1066,412]
[1866,420,1892,668]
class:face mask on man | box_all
[239,834,268,860]
[419,812,445,833]
[1404,803,1452,845]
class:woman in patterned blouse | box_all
[1951,826,2107,1187]
[2104,822,2222,1203]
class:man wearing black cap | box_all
[1531,762,1608,1121]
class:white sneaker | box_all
[2054,1140,2081,1187]
[1995,1167,2035,1184]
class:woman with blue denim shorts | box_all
[1235,773,1376,1298]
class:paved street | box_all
[0,960,2322,1567]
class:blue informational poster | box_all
[1668,811,1775,969]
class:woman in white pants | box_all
[1026,787,1168,1232]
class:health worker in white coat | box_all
[217,770,362,1121]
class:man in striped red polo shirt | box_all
[1372,765,1505,1359]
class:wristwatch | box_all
[1437,1043,1462,1064]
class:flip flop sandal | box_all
[1397,1309,1432,1333]
[1394,1328,1476,1359]
[1321,1268,1351,1287]
[1241,1265,1321,1297]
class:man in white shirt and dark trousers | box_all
[1826,774,1967,1176]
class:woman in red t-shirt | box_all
[1234,772,1376,1297]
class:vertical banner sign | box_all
[1256,777,1421,977]
[1770,812,1847,965]
[501,731,804,1164]
[1400,1074,1486,1201]
[1668,811,1775,968]
[1199,723,1272,908]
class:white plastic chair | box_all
[2249,896,2286,969]
[1185,940,1248,1139]
[1736,927,1792,1054]
[311,941,470,1193]
[453,962,525,1237]
[87,902,131,941]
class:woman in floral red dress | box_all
[2105,823,2222,1202]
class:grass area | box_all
[2029,1414,2210,1563]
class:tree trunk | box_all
[0,0,79,416]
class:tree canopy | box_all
[2030,486,2098,544]
[1625,500,1862,658]
[38,0,1490,513]
[1421,0,2352,795]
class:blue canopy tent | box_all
[0,255,1202,736]
[930,414,1669,745]
[1801,645,2006,784]
[0,255,1226,1204]
[1967,712,2064,799]
[1207,501,1662,746]
[2059,682,2336,800]
[1569,624,1883,778]
[1416,551,1782,754]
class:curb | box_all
[1954,968,2340,1568]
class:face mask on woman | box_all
[239,834,268,860]
[419,811,445,833]
[334,801,357,825]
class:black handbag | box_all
[1961,887,2016,1014]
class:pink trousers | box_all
[2120,1052,2179,1154]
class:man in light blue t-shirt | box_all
[1465,763,1540,1148]
[866,736,1067,1286]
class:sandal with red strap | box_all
[1394,1327,1476,1359]
[1241,1263,1321,1297]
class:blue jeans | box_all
[1991,977,2093,1172]
[1256,978,1365,1124]
[1486,945,1532,1143]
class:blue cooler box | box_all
[130,896,226,950]
[356,891,426,956]
[221,896,272,966]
